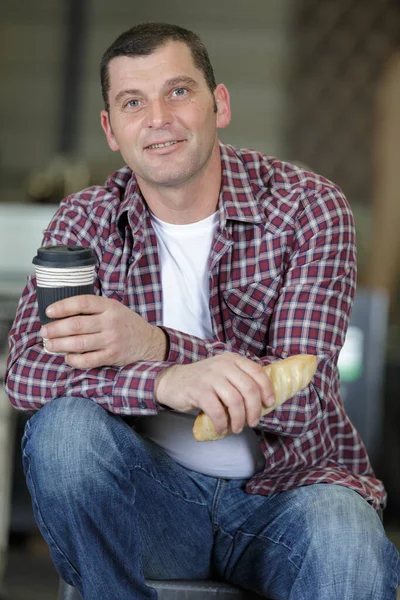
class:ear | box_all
[214,84,231,129]
[100,110,120,152]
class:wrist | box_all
[155,326,169,360]
[154,365,176,405]
[146,326,169,361]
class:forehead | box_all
[107,41,204,92]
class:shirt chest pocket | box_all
[222,280,278,355]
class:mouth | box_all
[144,139,185,151]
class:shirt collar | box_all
[114,140,269,233]
[111,167,147,234]
[218,141,267,226]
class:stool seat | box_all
[147,580,262,598]
[58,578,263,599]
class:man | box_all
[5,22,399,600]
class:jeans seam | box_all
[22,448,82,583]
[211,479,226,531]
[227,527,303,573]
[390,546,400,589]
[131,464,208,507]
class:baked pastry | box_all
[192,354,318,441]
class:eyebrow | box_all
[114,75,199,105]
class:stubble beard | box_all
[139,140,216,189]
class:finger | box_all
[41,315,101,340]
[199,392,231,436]
[44,332,104,355]
[234,380,262,429]
[45,294,104,320]
[235,356,275,409]
[64,350,107,370]
[220,368,262,430]
[214,381,246,434]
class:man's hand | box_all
[40,295,168,368]
[154,352,275,435]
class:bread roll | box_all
[192,354,318,441]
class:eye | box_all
[125,99,142,109]
[171,87,188,98]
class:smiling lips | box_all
[145,139,185,150]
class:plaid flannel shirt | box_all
[5,141,386,509]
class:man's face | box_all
[101,42,231,190]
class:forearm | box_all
[5,281,165,414]
[160,328,324,438]
[164,326,273,365]
[5,335,165,415]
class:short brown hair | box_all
[100,22,217,111]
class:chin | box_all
[156,176,189,188]
[148,169,193,188]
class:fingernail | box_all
[250,420,259,428]
[46,306,55,317]
[40,326,47,337]
[267,395,275,406]
[45,340,53,351]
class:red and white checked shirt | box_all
[5,142,386,509]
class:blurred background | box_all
[0,0,399,598]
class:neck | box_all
[137,143,222,224]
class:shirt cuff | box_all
[112,361,168,414]
[162,327,223,364]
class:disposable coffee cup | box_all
[33,245,96,326]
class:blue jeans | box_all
[22,397,399,600]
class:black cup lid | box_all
[33,245,96,268]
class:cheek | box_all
[116,123,144,152]
[195,111,218,143]
[177,102,206,125]
[185,110,214,139]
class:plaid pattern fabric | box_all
[5,142,386,508]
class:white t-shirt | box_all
[135,211,265,478]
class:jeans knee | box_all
[301,485,399,594]
[22,397,129,501]
[305,486,377,553]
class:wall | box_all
[0,0,294,199]
[0,0,65,202]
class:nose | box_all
[146,99,172,129]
